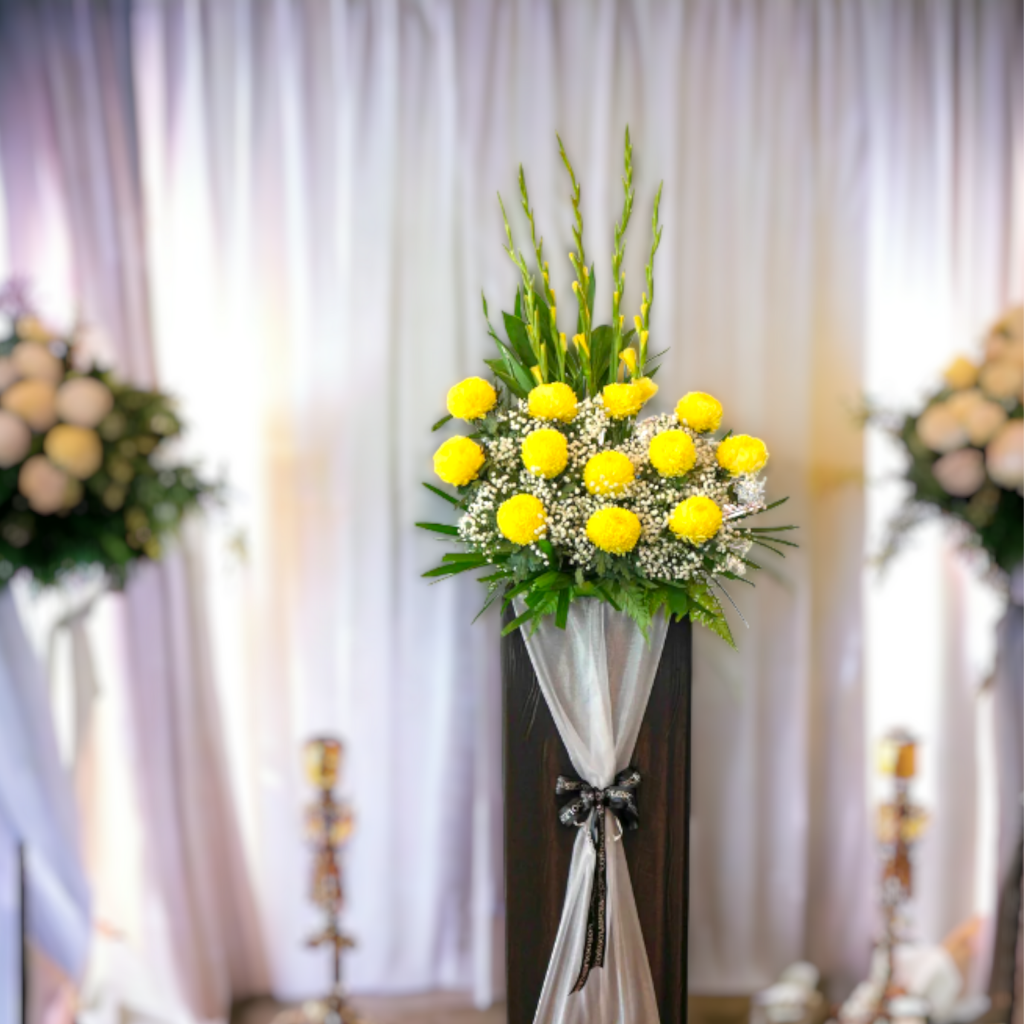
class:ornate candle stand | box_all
[875,730,929,1021]
[274,737,362,1024]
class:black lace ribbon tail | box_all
[556,767,641,994]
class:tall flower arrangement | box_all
[0,287,213,587]
[418,133,794,642]
[876,306,1023,575]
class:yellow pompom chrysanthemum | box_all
[676,391,722,433]
[586,507,642,554]
[584,451,635,495]
[447,376,497,421]
[602,382,645,419]
[716,434,768,475]
[497,493,547,545]
[669,495,723,544]
[649,430,697,477]
[528,382,578,422]
[433,436,485,487]
[521,429,568,478]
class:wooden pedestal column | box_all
[502,615,692,1024]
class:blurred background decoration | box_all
[0,2,1018,1024]
[0,285,212,587]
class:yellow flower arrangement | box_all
[669,495,723,544]
[447,376,497,421]
[521,429,568,478]
[584,451,635,495]
[716,434,769,476]
[419,132,792,645]
[676,391,722,433]
[586,507,642,554]
[528,382,578,422]
[433,436,485,486]
[649,430,696,477]
[497,493,547,545]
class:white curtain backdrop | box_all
[0,0,1019,1012]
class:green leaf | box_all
[423,482,461,506]
[431,414,453,431]
[590,325,615,384]
[503,312,534,366]
[422,561,484,578]
[415,521,459,536]
[501,606,537,636]
[555,588,571,629]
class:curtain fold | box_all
[0,1,270,1017]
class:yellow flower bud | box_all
[586,507,642,554]
[619,349,638,374]
[584,451,635,495]
[634,315,643,333]
[559,332,568,352]
[716,435,769,475]
[550,306,557,321]
[433,436,485,487]
[572,280,579,293]
[613,291,620,305]
[497,493,547,545]
[676,392,723,433]
[619,315,624,329]
[530,365,544,385]
[446,376,497,421]
[574,333,590,357]
[583,266,590,280]
[669,496,723,544]
[640,330,649,346]
[641,302,649,318]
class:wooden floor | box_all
[232,993,506,1024]
[233,993,751,1024]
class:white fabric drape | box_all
[0,0,1019,1008]
[516,600,668,1023]
[0,2,270,1018]
[0,589,90,985]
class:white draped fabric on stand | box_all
[516,600,669,1024]
[0,0,1019,1012]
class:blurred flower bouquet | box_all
[0,289,213,587]
[418,133,793,643]
[876,306,1023,575]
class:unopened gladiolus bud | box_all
[583,266,590,280]
[574,333,590,357]
[550,306,557,321]
[544,261,550,273]
[559,333,567,352]
[530,365,543,385]
[572,281,579,293]
[641,330,649,346]
[641,302,649,318]
[634,315,643,333]
[619,349,637,373]
[613,291,620,305]
[619,315,624,328]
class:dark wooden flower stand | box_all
[502,615,692,1024]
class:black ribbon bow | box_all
[555,767,641,992]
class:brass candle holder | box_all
[874,729,929,1021]
[274,737,364,1024]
